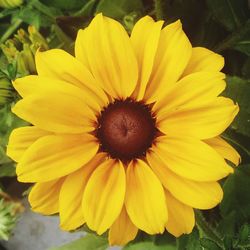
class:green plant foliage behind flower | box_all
[0,188,24,241]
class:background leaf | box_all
[49,234,108,250]
[220,164,250,227]
[96,0,143,20]
[205,0,249,31]
[223,76,250,137]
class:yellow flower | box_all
[7,14,240,245]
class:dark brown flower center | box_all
[96,99,156,161]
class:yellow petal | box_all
[165,190,195,237]
[28,178,64,215]
[14,75,107,114]
[75,28,90,69]
[158,97,239,139]
[147,150,223,209]
[82,159,126,235]
[109,206,138,246]
[182,47,224,76]
[17,134,98,182]
[154,71,226,115]
[144,20,192,103]
[125,159,167,234]
[130,16,163,100]
[153,136,233,182]
[7,126,50,162]
[35,50,108,110]
[12,91,96,134]
[75,13,138,99]
[59,153,105,231]
[205,136,241,166]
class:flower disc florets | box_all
[96,99,157,161]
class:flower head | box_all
[7,14,240,246]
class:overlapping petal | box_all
[7,126,50,162]
[35,49,108,110]
[158,97,239,139]
[14,75,107,113]
[109,206,138,246]
[130,16,163,100]
[205,136,241,166]
[12,91,96,134]
[165,190,195,237]
[152,136,233,182]
[182,47,224,76]
[147,150,223,209]
[29,178,64,215]
[17,134,98,182]
[75,13,138,99]
[82,159,126,235]
[154,71,226,115]
[144,20,192,103]
[59,153,106,231]
[125,159,167,234]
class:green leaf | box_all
[49,234,108,250]
[238,224,250,244]
[200,238,222,250]
[0,163,16,177]
[123,241,175,250]
[40,0,88,10]
[177,228,202,250]
[205,0,249,31]
[220,165,250,225]
[96,0,143,20]
[223,76,250,137]
[234,34,250,56]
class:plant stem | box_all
[154,0,165,20]
[0,19,22,43]
[214,19,250,53]
[195,210,225,249]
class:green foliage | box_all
[123,241,175,250]
[49,234,108,250]
[223,76,250,137]
[220,165,250,227]
[96,0,144,20]
[177,229,202,250]
[205,0,248,31]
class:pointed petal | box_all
[147,150,223,209]
[182,47,224,76]
[205,136,241,166]
[17,134,98,182]
[154,72,226,115]
[59,153,106,231]
[165,190,195,237]
[158,97,239,139]
[153,136,233,182]
[14,75,107,113]
[109,206,138,246]
[35,50,108,110]
[12,91,96,134]
[75,13,138,99]
[130,16,163,100]
[125,159,167,234]
[82,159,126,235]
[7,126,50,162]
[28,178,64,215]
[144,20,192,103]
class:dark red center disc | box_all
[97,99,156,161]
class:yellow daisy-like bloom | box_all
[7,14,240,245]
